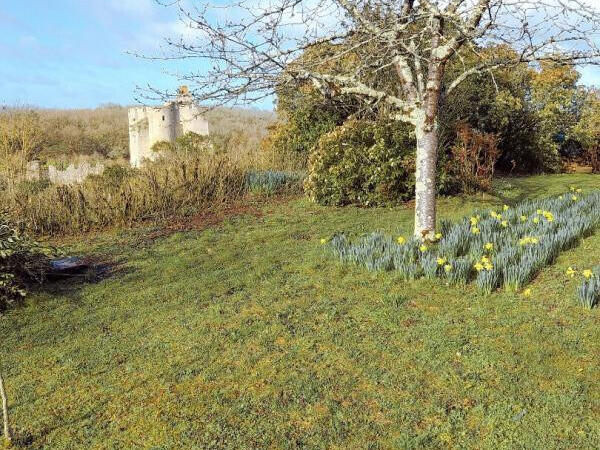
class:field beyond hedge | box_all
[1,174,599,449]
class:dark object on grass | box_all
[50,257,89,276]
[49,257,111,282]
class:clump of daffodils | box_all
[536,209,554,222]
[519,236,539,246]
[474,255,493,272]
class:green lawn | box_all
[1,174,599,449]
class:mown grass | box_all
[1,174,599,449]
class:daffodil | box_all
[474,262,484,272]
[532,217,540,224]
[483,261,493,270]
[570,185,576,191]
[566,267,576,278]
[470,216,478,226]
[484,242,494,251]
[536,209,543,215]
[572,195,578,201]
[435,232,443,240]
[320,238,327,245]
[520,215,527,222]
[522,288,532,297]
[471,227,480,234]
[437,257,447,266]
[576,188,582,193]
[583,269,593,279]
[444,264,452,273]
[397,236,406,245]
[558,195,563,200]
[490,211,499,219]
[530,237,539,244]
[419,244,428,252]
[503,204,510,211]
[501,220,508,228]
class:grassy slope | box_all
[1,174,599,449]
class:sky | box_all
[1,0,600,110]
[0,0,262,109]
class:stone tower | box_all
[128,86,209,167]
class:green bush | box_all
[305,120,456,206]
[0,217,54,310]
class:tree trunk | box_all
[414,121,439,239]
[0,373,10,444]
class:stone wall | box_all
[26,161,105,185]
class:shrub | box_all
[0,217,53,310]
[1,154,304,235]
[449,124,500,193]
[305,120,419,206]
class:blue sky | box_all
[0,0,266,109]
[1,0,600,110]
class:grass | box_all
[1,174,599,448]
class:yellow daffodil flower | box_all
[435,232,443,240]
[397,236,406,245]
[583,269,593,279]
[471,227,480,234]
[532,217,540,224]
[503,204,509,211]
[484,242,494,251]
[520,215,527,222]
[419,244,428,252]
[437,257,446,266]
[572,195,578,201]
[576,188,582,193]
[444,264,453,273]
[522,288,532,297]
[501,220,508,228]
[470,216,478,225]
[566,267,576,277]
[320,238,327,245]
[474,262,484,271]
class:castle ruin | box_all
[128,86,209,167]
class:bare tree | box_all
[148,0,600,238]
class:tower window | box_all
[162,115,165,121]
